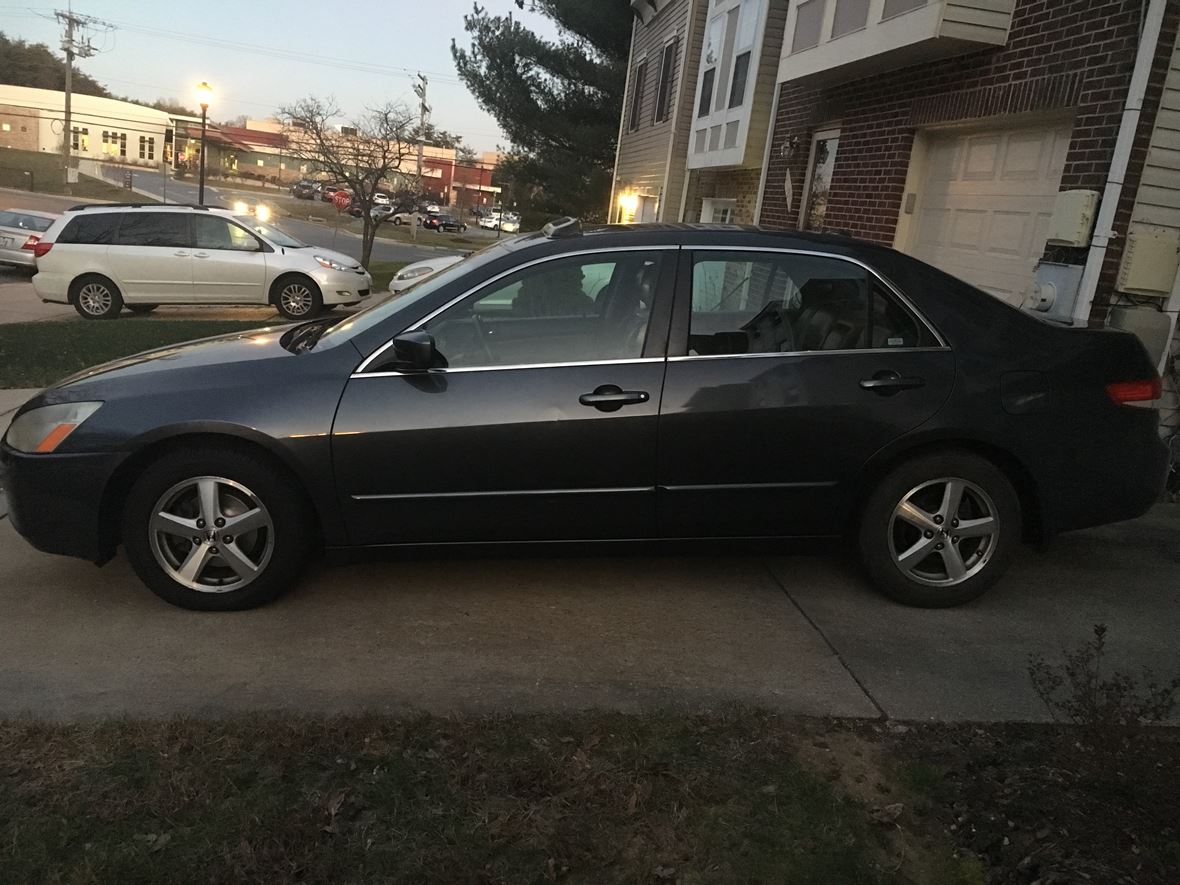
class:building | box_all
[612,0,1180,397]
[0,84,173,168]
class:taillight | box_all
[20,235,39,251]
[1105,377,1161,405]
[31,241,53,258]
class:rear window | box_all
[57,212,122,245]
[116,213,190,247]
[0,212,53,232]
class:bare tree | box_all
[279,97,416,269]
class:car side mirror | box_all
[388,330,437,373]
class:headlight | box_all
[232,200,250,215]
[255,204,272,222]
[314,255,350,271]
[396,266,434,280]
[4,402,102,453]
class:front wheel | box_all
[121,446,314,610]
[858,452,1021,608]
[272,276,323,320]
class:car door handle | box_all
[173,251,190,257]
[193,252,210,259]
[579,385,650,412]
[860,371,925,395]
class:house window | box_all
[71,127,88,150]
[146,137,155,160]
[801,129,840,232]
[728,51,750,108]
[138,136,156,160]
[701,197,737,224]
[882,0,926,19]
[257,159,265,167]
[119,133,127,158]
[1,123,9,132]
[654,38,678,123]
[628,59,648,131]
[832,0,870,37]
[792,0,825,53]
[698,68,715,118]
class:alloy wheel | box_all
[78,282,112,316]
[888,477,998,587]
[149,476,274,592]
[279,283,313,316]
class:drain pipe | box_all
[1071,0,1168,325]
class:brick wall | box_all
[684,166,764,222]
[0,105,41,152]
[758,0,1180,323]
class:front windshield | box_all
[320,246,504,343]
[234,215,306,248]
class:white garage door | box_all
[909,122,1071,305]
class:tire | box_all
[271,275,323,320]
[70,274,123,319]
[121,445,314,611]
[393,217,403,225]
[857,451,1021,608]
[126,304,159,314]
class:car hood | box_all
[50,325,298,391]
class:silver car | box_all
[0,209,58,268]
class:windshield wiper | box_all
[280,316,341,353]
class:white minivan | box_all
[32,204,373,320]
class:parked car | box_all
[371,205,395,223]
[320,184,348,203]
[0,209,58,268]
[289,180,318,200]
[479,212,520,233]
[388,211,416,226]
[387,253,466,293]
[422,213,468,233]
[373,192,392,207]
[2,219,1166,611]
[29,204,373,321]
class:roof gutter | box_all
[1071,0,1168,325]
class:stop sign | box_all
[332,190,352,212]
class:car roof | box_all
[62,203,232,214]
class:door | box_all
[657,248,955,538]
[332,248,676,545]
[105,211,193,302]
[909,122,1070,305]
[191,215,268,302]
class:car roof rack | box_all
[542,217,582,239]
[66,203,217,212]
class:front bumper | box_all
[0,443,125,563]
[317,269,374,305]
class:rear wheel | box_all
[126,303,158,314]
[121,446,314,610]
[272,275,323,320]
[858,451,1021,607]
[71,274,123,319]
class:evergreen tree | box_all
[0,32,109,97]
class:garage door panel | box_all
[909,121,1072,306]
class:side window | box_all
[116,213,190,248]
[194,216,261,252]
[688,252,926,356]
[57,213,122,245]
[422,252,665,370]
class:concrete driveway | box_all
[0,498,1176,722]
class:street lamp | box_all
[196,81,212,205]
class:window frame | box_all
[628,57,649,132]
[799,127,841,233]
[354,246,680,377]
[666,245,946,359]
[653,38,678,123]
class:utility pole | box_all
[411,73,429,242]
[52,8,112,195]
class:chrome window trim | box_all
[355,245,680,375]
[680,244,948,348]
[353,357,665,379]
[667,346,948,363]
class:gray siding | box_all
[614,0,696,212]
[940,0,1015,44]
[741,0,789,169]
[662,0,709,221]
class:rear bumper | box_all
[31,271,69,304]
[0,443,124,563]
[0,247,34,267]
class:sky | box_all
[1,0,560,153]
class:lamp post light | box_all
[196,81,212,205]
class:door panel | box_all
[191,215,269,302]
[106,211,193,301]
[333,363,666,544]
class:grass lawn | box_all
[0,320,271,388]
[261,195,486,249]
[366,260,407,292]
[0,711,964,885]
[0,147,157,203]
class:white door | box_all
[701,197,737,223]
[105,212,193,303]
[191,215,269,303]
[909,122,1071,305]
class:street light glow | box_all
[195,81,213,110]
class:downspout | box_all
[1071,0,1168,325]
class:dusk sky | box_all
[1,0,560,152]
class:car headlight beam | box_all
[4,402,103,454]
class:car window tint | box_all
[57,212,122,245]
[0,212,53,232]
[689,252,925,355]
[422,252,665,369]
[116,213,190,248]
[194,215,259,251]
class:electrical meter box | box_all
[1117,225,1180,297]
[1046,190,1099,247]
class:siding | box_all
[614,0,696,212]
[940,0,1016,44]
[662,0,709,221]
[742,0,789,169]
